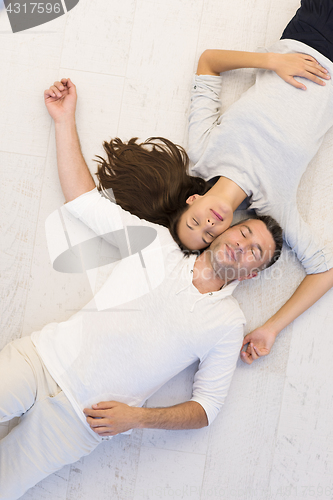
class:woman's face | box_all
[177,194,233,250]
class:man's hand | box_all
[84,401,139,436]
[240,325,277,365]
[84,400,208,435]
[44,78,77,124]
[269,53,330,90]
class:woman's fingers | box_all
[304,57,330,81]
[288,76,307,90]
[305,70,329,86]
[250,343,259,360]
[240,343,260,364]
[306,63,330,78]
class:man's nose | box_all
[206,218,215,226]
[236,241,246,253]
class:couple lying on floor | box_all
[1,1,333,498]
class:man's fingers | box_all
[93,401,118,409]
[44,89,55,98]
[86,416,106,427]
[47,82,66,97]
[91,426,112,434]
[83,408,107,418]
[60,77,76,93]
[83,401,118,416]
[53,80,65,91]
[46,85,62,98]
[44,80,71,99]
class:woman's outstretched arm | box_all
[241,268,333,364]
[44,79,96,203]
[197,49,330,89]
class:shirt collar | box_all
[176,254,240,298]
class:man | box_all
[0,78,282,499]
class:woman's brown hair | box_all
[95,137,209,248]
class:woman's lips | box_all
[211,209,223,221]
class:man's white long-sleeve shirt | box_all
[32,189,245,433]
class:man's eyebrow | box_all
[243,225,263,259]
[186,222,193,231]
[243,224,253,235]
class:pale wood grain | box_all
[1,0,333,498]
[0,153,46,349]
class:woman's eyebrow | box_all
[186,222,193,230]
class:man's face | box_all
[207,219,276,282]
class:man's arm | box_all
[197,49,330,89]
[84,322,244,436]
[241,268,333,364]
[44,79,96,202]
[83,401,208,436]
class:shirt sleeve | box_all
[190,323,244,425]
[188,74,223,166]
[281,206,333,274]
[65,188,169,258]
[65,187,146,233]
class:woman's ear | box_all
[186,194,201,205]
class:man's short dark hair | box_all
[235,214,283,270]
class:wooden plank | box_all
[0,152,46,349]
[66,430,143,500]
[61,0,136,76]
[118,0,204,145]
[22,72,125,335]
[269,296,333,498]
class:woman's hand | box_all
[44,78,77,124]
[269,53,330,90]
[240,325,278,364]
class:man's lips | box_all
[226,244,236,261]
[211,209,223,221]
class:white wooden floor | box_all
[1,0,333,498]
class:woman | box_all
[186,0,333,363]
[96,5,331,255]
[96,30,330,252]
[94,0,333,363]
